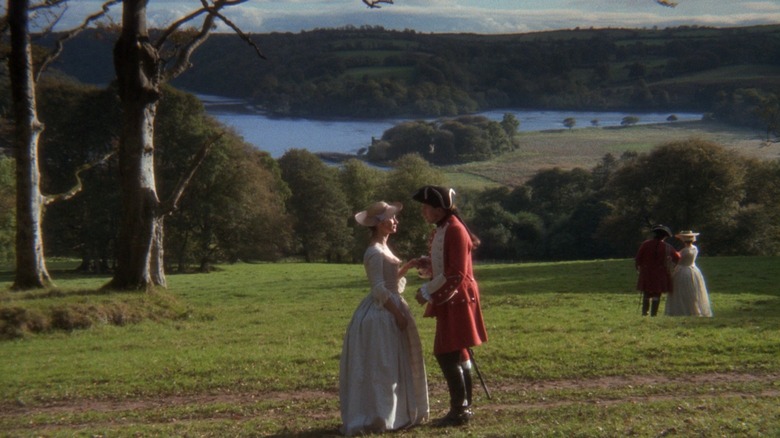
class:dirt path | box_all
[3,371,777,419]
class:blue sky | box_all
[50,0,780,34]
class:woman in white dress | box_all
[339,201,429,436]
[665,231,713,317]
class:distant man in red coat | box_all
[412,185,488,427]
[635,224,680,316]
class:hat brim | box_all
[355,202,402,227]
[651,226,672,237]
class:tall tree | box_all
[278,149,352,262]
[106,0,263,290]
[5,0,117,290]
[7,0,50,289]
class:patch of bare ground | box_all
[2,372,777,431]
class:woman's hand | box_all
[398,259,418,277]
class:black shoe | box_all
[434,409,473,427]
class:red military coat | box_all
[421,215,488,355]
[635,238,680,296]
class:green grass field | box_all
[1,256,778,437]
[449,120,773,188]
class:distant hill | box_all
[45,25,780,120]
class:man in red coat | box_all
[412,185,488,426]
[635,224,680,316]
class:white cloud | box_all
[48,0,780,35]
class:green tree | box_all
[500,113,520,137]
[37,81,120,272]
[377,153,445,258]
[621,116,640,126]
[278,149,352,262]
[156,88,293,270]
[370,120,436,162]
[338,159,385,262]
[603,139,745,255]
[525,167,593,227]
[167,134,294,271]
[563,117,576,130]
[469,202,519,260]
[339,159,384,216]
[727,159,780,255]
[439,119,492,161]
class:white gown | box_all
[339,243,429,436]
[665,245,713,317]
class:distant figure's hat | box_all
[354,201,402,227]
[412,185,456,210]
[651,224,672,238]
[675,230,700,242]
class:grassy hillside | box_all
[447,119,775,188]
[1,257,778,436]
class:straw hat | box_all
[675,230,700,242]
[354,201,402,227]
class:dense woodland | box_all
[49,25,780,127]
[1,24,780,273]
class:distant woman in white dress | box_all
[665,231,713,317]
[339,201,429,436]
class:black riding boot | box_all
[462,362,473,408]
[641,296,650,316]
[435,352,470,427]
[650,299,660,317]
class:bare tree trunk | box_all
[8,0,52,290]
[105,0,164,291]
[150,216,166,287]
[103,0,259,290]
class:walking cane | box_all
[467,348,491,400]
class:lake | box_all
[199,95,703,158]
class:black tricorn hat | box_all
[412,185,456,210]
[651,224,672,238]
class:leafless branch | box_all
[362,0,394,8]
[162,132,225,216]
[202,1,265,60]
[44,149,116,205]
[29,0,69,12]
[162,7,216,80]
[154,8,208,50]
[29,0,68,36]
[158,0,264,81]
[35,0,121,82]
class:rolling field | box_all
[449,120,777,188]
[1,256,779,437]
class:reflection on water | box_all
[199,95,702,158]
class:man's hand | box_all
[415,288,427,305]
